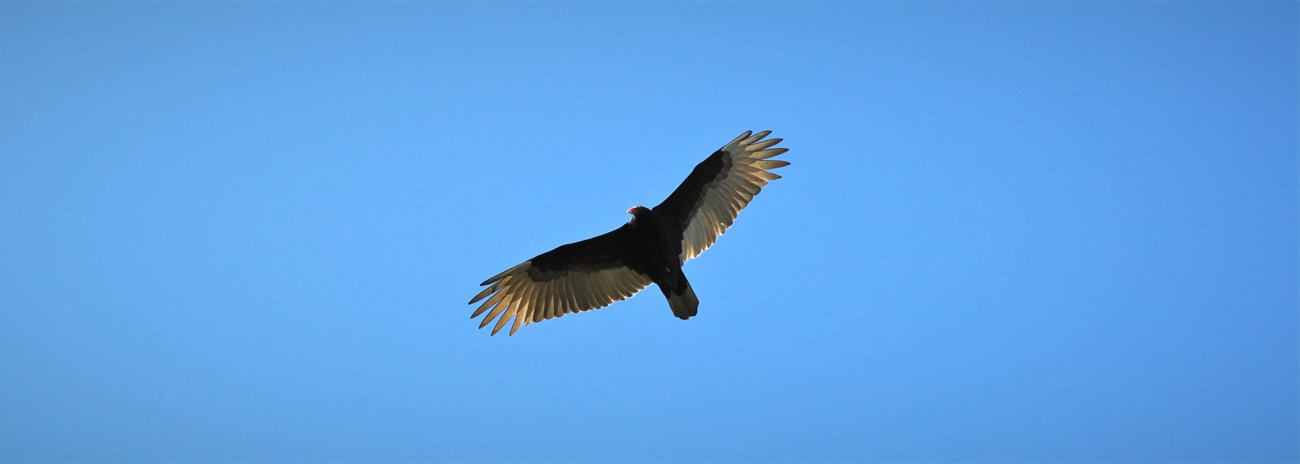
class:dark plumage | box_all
[468,131,790,335]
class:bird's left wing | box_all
[468,227,653,336]
[653,130,790,263]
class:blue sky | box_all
[2,1,1296,462]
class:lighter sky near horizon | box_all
[2,1,1297,462]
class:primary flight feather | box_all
[468,130,790,335]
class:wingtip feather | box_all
[752,146,788,158]
[491,305,516,335]
[748,138,782,151]
[725,131,753,148]
[740,131,766,146]
[468,285,495,304]
[756,159,791,169]
[480,262,528,286]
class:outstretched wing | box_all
[653,130,789,263]
[468,226,653,336]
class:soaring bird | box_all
[469,130,790,335]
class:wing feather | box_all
[534,281,552,323]
[752,148,789,160]
[472,279,513,319]
[749,138,782,151]
[479,294,511,330]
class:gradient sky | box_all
[2,1,1297,462]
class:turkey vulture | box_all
[469,130,789,335]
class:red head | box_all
[627,205,650,217]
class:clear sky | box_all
[2,1,1296,462]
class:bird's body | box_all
[626,206,699,319]
[469,131,789,335]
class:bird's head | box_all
[627,205,650,222]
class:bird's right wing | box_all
[653,130,790,263]
[468,226,653,336]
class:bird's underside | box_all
[468,130,790,335]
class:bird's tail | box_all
[662,272,699,320]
